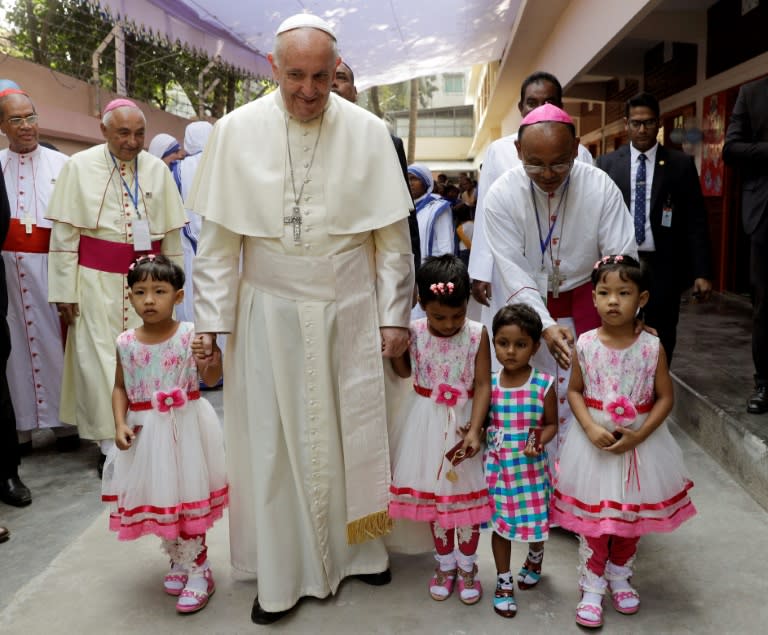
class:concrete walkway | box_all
[2,401,768,634]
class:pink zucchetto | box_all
[0,88,27,99]
[276,13,336,39]
[520,103,574,127]
[102,98,139,116]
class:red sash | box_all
[547,281,600,336]
[129,391,201,411]
[2,220,51,253]
[78,235,161,274]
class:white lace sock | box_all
[605,561,639,610]
[435,551,457,572]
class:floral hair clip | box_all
[429,281,455,295]
[593,254,624,270]
[128,253,156,271]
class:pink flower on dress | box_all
[152,387,187,412]
[605,396,637,424]
[433,383,463,407]
[161,349,181,372]
[136,347,152,368]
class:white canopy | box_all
[96,0,522,89]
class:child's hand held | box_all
[115,424,136,450]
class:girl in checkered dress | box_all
[389,255,493,606]
[484,304,557,618]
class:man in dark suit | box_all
[332,61,420,268]
[596,92,712,363]
[723,76,768,414]
[0,143,31,510]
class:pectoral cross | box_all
[549,260,566,298]
[21,215,35,235]
[284,206,302,245]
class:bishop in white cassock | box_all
[483,104,635,467]
[188,15,414,623]
[0,89,77,447]
[46,99,185,454]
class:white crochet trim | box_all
[457,525,475,545]
[579,568,607,595]
[175,536,204,567]
[577,535,594,575]
[432,521,448,545]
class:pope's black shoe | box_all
[251,596,296,625]
[747,385,768,414]
[0,525,9,543]
[0,476,32,507]
[354,569,392,586]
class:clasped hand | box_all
[585,422,643,454]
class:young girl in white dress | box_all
[101,255,227,615]
[551,255,696,628]
[389,254,493,605]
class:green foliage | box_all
[360,75,439,116]
[3,0,272,116]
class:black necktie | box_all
[634,154,647,245]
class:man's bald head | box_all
[0,92,39,154]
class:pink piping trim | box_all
[389,486,491,504]
[109,503,226,541]
[102,486,228,516]
[550,500,697,537]
[388,500,494,527]
[552,480,693,513]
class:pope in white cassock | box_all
[46,99,185,465]
[483,103,636,466]
[0,89,79,450]
[187,15,414,624]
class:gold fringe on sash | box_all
[346,510,393,545]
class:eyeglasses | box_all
[522,161,573,176]
[5,114,38,127]
[628,118,657,130]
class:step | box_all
[669,292,768,510]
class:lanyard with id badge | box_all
[112,155,153,251]
[532,178,570,300]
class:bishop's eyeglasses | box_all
[522,161,573,176]
[5,114,39,127]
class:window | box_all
[443,74,464,95]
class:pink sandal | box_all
[176,567,215,614]
[575,597,603,628]
[457,564,482,605]
[610,587,640,615]
[163,568,188,596]
[429,567,457,601]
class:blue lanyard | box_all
[111,155,141,218]
[531,177,569,261]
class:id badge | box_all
[132,219,152,251]
[534,269,548,301]
[661,206,673,228]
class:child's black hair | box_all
[590,254,648,292]
[126,254,185,290]
[492,303,543,342]
[416,254,470,308]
